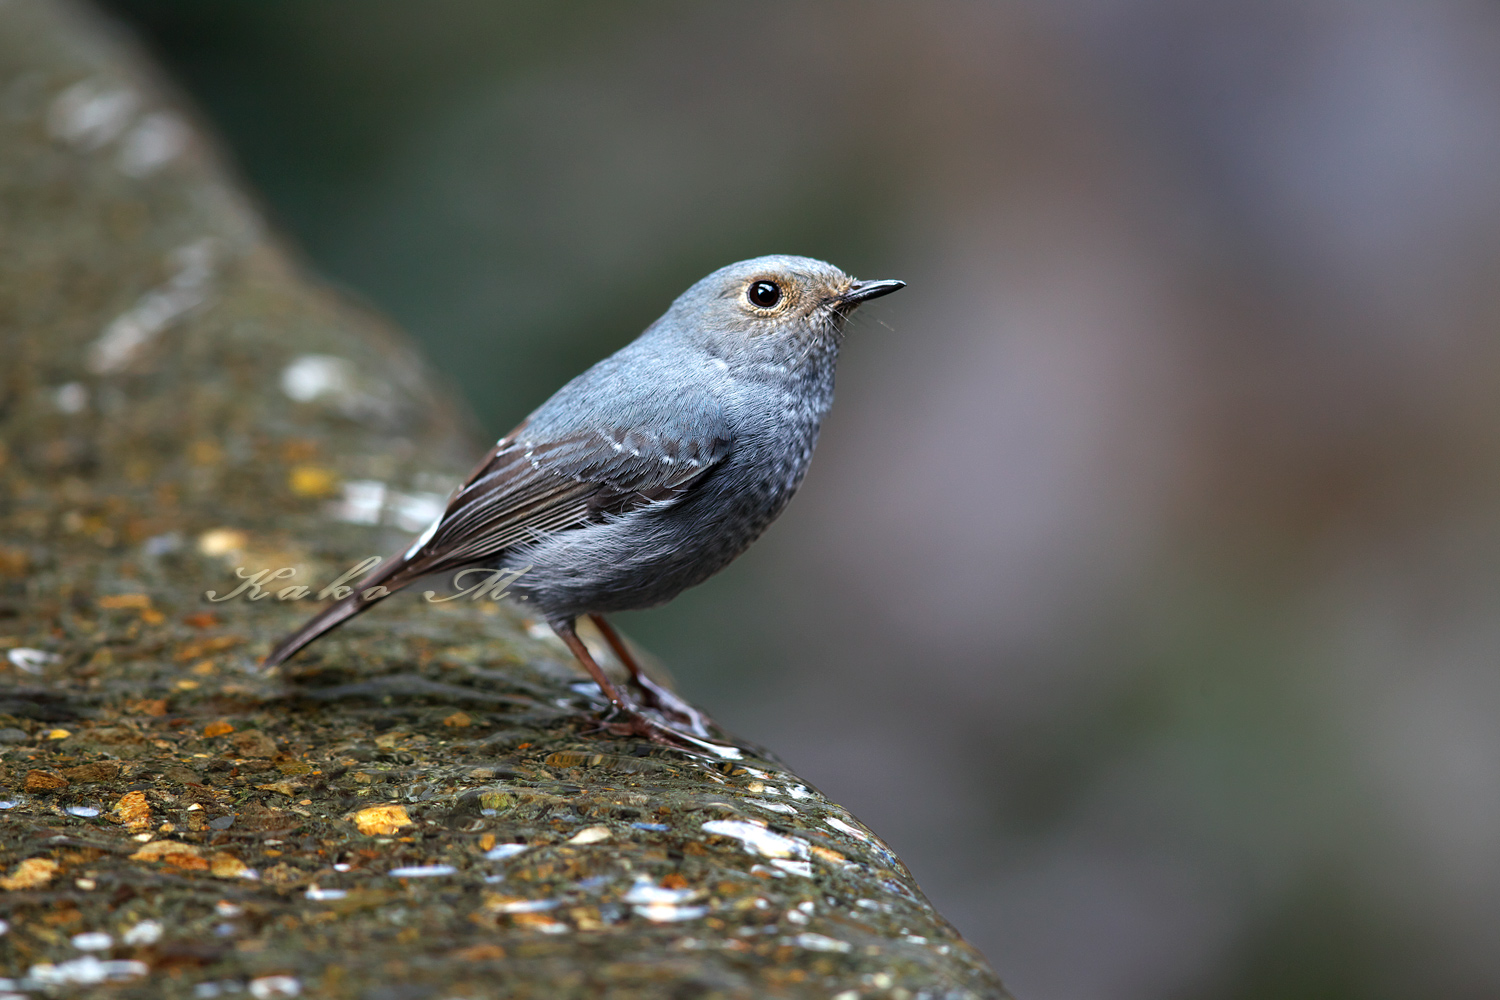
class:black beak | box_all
[837,278,906,305]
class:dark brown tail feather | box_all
[260,551,436,669]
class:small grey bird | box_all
[263,255,903,746]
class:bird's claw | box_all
[601,708,696,747]
[591,705,740,757]
[628,673,713,738]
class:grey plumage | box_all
[263,255,903,743]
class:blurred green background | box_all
[95,2,1500,997]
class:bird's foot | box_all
[596,706,743,759]
[602,709,688,746]
[628,672,714,738]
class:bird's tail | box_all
[260,551,429,669]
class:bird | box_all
[262,255,904,748]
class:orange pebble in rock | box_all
[111,790,151,829]
[351,804,412,836]
[0,858,59,890]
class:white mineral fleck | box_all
[70,931,112,951]
[794,932,852,953]
[48,79,138,150]
[117,111,188,177]
[121,920,162,945]
[387,865,456,878]
[54,382,88,413]
[28,957,147,985]
[249,975,301,998]
[7,648,57,674]
[701,819,809,860]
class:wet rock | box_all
[0,1,1010,997]
[59,761,121,783]
[24,769,69,793]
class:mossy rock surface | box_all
[0,2,1010,997]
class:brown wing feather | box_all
[261,421,727,669]
[420,425,721,568]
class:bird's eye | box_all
[747,280,782,309]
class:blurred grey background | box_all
[94,2,1500,997]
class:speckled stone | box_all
[0,2,1012,997]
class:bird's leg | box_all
[589,614,712,738]
[552,618,693,748]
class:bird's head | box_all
[665,255,904,366]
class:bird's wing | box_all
[414,393,732,570]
